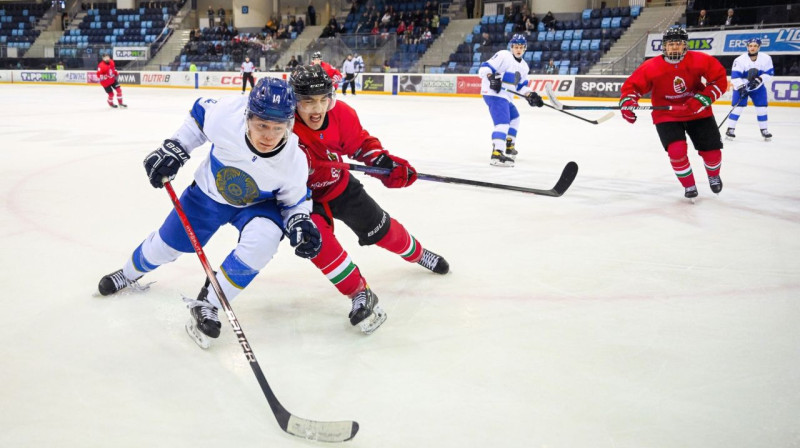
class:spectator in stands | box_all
[465,0,474,19]
[371,21,380,35]
[56,61,65,70]
[383,59,391,72]
[696,10,709,27]
[545,58,556,74]
[542,11,555,31]
[788,60,800,76]
[396,20,406,36]
[207,5,214,23]
[61,13,68,31]
[296,16,305,34]
[479,31,492,49]
[287,55,299,70]
[189,62,197,71]
[723,8,737,27]
[420,27,432,44]
[431,13,439,34]
[218,7,226,23]
[308,1,316,26]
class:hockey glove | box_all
[525,91,544,107]
[747,76,763,91]
[686,93,712,115]
[371,153,418,188]
[736,85,748,98]
[286,214,321,258]
[619,95,638,124]
[143,139,190,188]
[488,73,502,93]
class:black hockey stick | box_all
[164,181,359,443]
[543,83,681,111]
[331,161,579,197]
[717,90,749,129]
[506,88,613,125]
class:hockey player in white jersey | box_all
[478,34,543,167]
[97,77,321,349]
[726,37,774,141]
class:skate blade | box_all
[185,318,211,349]
[359,305,387,335]
[490,160,514,167]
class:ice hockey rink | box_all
[1,84,798,448]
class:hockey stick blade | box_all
[544,83,563,110]
[507,88,605,125]
[338,162,579,197]
[163,181,359,444]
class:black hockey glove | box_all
[526,91,544,107]
[736,85,748,98]
[747,76,763,91]
[143,139,190,188]
[488,74,502,93]
[286,214,321,258]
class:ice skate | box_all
[490,148,515,167]
[505,138,518,160]
[118,103,127,108]
[761,129,772,141]
[348,284,386,335]
[108,102,118,109]
[708,176,723,194]
[684,185,698,202]
[725,128,735,140]
[183,278,221,349]
[98,269,149,296]
[417,248,450,274]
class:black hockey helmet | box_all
[290,64,336,110]
[662,26,688,63]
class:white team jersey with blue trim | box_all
[731,52,774,90]
[478,50,532,100]
[170,96,311,224]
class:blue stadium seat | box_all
[564,30,573,40]
[590,39,600,50]
[537,31,546,41]
[545,31,554,41]
[601,17,611,28]
[570,40,581,51]
[554,30,564,40]
[581,9,592,20]
[611,17,621,28]
[532,51,542,62]
[621,17,632,28]
[631,6,641,17]
[573,29,583,40]
[560,40,570,51]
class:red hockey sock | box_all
[310,214,364,297]
[107,92,114,104]
[115,87,124,104]
[666,140,696,188]
[375,218,423,263]
[699,149,721,177]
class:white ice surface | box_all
[1,84,799,448]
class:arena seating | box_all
[55,1,177,60]
[0,2,49,56]
[445,6,640,75]
[168,27,296,71]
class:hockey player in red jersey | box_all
[619,26,727,199]
[97,53,126,108]
[289,64,449,334]
[310,51,342,89]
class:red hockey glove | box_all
[370,153,417,188]
[686,93,712,114]
[619,95,638,124]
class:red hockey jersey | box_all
[621,51,728,124]
[96,59,118,88]
[293,101,385,203]
[319,61,342,89]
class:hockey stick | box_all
[163,181,359,443]
[506,88,613,125]
[543,83,681,111]
[717,90,749,129]
[327,161,579,197]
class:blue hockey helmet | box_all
[247,77,296,124]
[747,37,762,46]
[509,34,527,48]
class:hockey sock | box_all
[107,92,114,105]
[699,149,721,177]
[666,140,696,188]
[310,213,365,297]
[755,106,768,129]
[115,87,123,104]
[122,231,182,280]
[375,218,424,263]
[492,123,509,151]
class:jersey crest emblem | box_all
[673,76,687,94]
[215,166,259,205]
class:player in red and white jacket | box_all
[310,51,342,89]
[620,26,728,199]
[97,53,126,108]
[289,64,449,335]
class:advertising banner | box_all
[58,71,87,83]
[573,76,626,98]
[361,74,385,92]
[116,72,141,85]
[646,27,800,56]
[456,75,482,94]
[140,72,195,87]
[19,71,58,82]
[113,47,150,61]
[398,75,456,94]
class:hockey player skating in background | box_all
[310,51,342,89]
[726,37,774,141]
[97,78,321,348]
[241,56,256,94]
[619,26,728,200]
[478,34,544,167]
[289,65,449,334]
[97,53,126,108]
